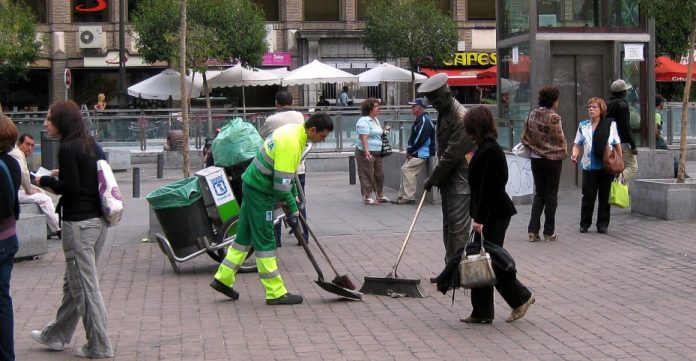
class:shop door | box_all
[551,43,611,186]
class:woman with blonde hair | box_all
[571,97,622,234]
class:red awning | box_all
[420,67,496,86]
[656,55,689,82]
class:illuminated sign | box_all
[74,0,107,13]
[443,52,497,68]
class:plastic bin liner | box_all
[212,117,263,167]
[146,177,201,209]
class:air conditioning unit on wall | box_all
[78,26,104,49]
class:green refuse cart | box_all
[146,167,240,273]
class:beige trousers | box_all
[397,157,427,201]
[621,144,638,181]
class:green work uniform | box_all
[214,123,305,300]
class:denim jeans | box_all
[0,234,19,361]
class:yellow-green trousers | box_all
[214,184,288,299]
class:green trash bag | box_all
[146,177,201,209]
[212,117,263,167]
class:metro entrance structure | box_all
[495,0,656,186]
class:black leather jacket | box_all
[428,98,474,194]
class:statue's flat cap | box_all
[417,73,448,93]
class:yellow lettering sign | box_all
[442,52,497,67]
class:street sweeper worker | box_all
[209,112,334,305]
[419,73,475,268]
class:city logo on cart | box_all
[211,175,228,197]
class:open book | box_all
[30,166,52,178]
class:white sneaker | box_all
[75,345,114,358]
[30,330,65,351]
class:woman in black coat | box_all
[461,106,535,324]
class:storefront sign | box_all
[84,51,151,67]
[74,0,107,13]
[442,52,497,68]
[262,52,292,66]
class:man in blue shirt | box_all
[392,98,436,204]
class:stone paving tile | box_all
[9,168,696,360]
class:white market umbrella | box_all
[358,63,427,86]
[127,68,206,100]
[282,59,358,86]
[207,64,282,112]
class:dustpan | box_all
[359,191,428,298]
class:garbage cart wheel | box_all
[216,216,257,273]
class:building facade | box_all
[3,0,498,111]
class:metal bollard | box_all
[157,153,164,179]
[132,167,140,198]
[349,155,356,185]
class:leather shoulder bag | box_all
[603,143,624,175]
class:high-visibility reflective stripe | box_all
[214,245,248,288]
[273,181,292,192]
[256,256,287,298]
[231,242,251,253]
[276,170,295,179]
[255,250,277,258]
[259,269,281,279]
[253,158,272,175]
[260,148,274,166]
[221,258,241,271]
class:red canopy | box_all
[420,67,496,86]
[656,55,689,82]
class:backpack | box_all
[97,159,124,227]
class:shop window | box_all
[498,43,531,147]
[252,0,279,21]
[16,0,47,23]
[535,0,642,30]
[499,0,530,38]
[620,43,646,146]
[468,0,495,20]
[304,0,339,21]
[73,0,110,23]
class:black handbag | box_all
[380,133,392,157]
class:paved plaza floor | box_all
[10,166,696,360]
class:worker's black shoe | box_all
[209,279,239,300]
[266,292,303,305]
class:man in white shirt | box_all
[9,134,60,238]
[259,91,309,246]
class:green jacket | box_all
[242,123,304,213]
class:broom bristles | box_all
[332,275,357,290]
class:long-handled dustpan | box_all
[360,190,428,298]
[291,225,363,301]
[299,213,359,291]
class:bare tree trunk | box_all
[204,73,213,136]
[0,100,4,115]
[179,0,190,177]
[677,25,696,183]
